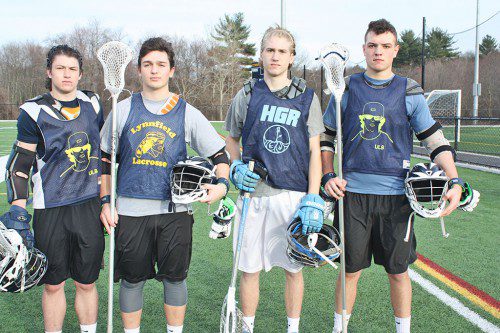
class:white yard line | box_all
[408,269,500,333]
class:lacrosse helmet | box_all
[0,221,47,293]
[170,156,216,204]
[405,162,449,218]
[286,217,341,268]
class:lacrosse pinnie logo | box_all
[351,102,393,145]
[263,125,290,154]
[136,131,166,158]
[60,132,98,177]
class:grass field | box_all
[0,120,498,332]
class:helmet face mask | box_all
[170,157,216,204]
[0,222,47,293]
[286,218,341,268]
[405,163,449,218]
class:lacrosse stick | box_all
[318,43,349,333]
[97,41,133,333]
[220,161,254,333]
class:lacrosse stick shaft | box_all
[440,217,449,238]
[335,96,348,333]
[107,96,118,333]
[230,160,254,287]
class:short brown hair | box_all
[364,19,398,43]
[45,44,83,90]
[138,37,175,67]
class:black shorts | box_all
[114,212,194,283]
[334,192,417,274]
[33,197,104,285]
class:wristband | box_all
[216,178,230,196]
[448,178,465,192]
[321,172,337,184]
[100,195,111,207]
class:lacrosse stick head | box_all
[97,41,133,97]
[220,292,250,333]
[318,44,349,99]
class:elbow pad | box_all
[209,147,230,166]
[320,126,336,153]
[101,150,111,175]
[6,144,36,203]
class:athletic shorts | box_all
[114,212,194,283]
[33,197,104,285]
[233,190,304,274]
[334,192,417,274]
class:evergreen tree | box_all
[479,35,498,55]
[394,29,422,67]
[211,12,256,66]
[426,28,459,59]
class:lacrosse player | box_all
[224,26,325,333]
[99,37,230,333]
[1,45,105,333]
[321,19,475,333]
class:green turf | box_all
[0,121,498,332]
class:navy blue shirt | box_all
[323,73,435,195]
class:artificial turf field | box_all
[0,120,498,332]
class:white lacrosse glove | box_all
[209,197,236,239]
[459,182,480,212]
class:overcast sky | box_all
[1,0,498,66]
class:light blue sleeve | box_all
[323,92,349,129]
[406,94,436,134]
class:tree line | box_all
[0,16,498,120]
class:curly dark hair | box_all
[45,45,83,90]
[364,19,398,43]
[138,37,175,68]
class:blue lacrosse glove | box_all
[294,194,326,235]
[229,160,261,192]
[0,205,34,248]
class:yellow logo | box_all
[131,131,168,168]
[60,132,98,177]
[135,131,166,158]
[351,102,393,146]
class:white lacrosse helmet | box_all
[0,221,47,293]
[170,157,216,204]
[405,163,449,218]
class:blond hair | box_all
[259,26,296,69]
[260,25,296,55]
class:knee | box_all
[241,271,260,283]
[285,270,303,282]
[344,271,362,283]
[120,280,146,313]
[388,271,410,284]
[44,281,65,294]
[163,279,187,307]
[74,281,96,293]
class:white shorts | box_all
[232,190,305,273]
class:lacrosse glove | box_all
[459,182,480,212]
[294,194,326,235]
[209,197,236,239]
[0,205,34,248]
[229,160,260,192]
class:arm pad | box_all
[101,150,111,175]
[6,144,36,203]
[208,147,230,166]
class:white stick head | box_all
[97,41,133,97]
[318,43,349,100]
